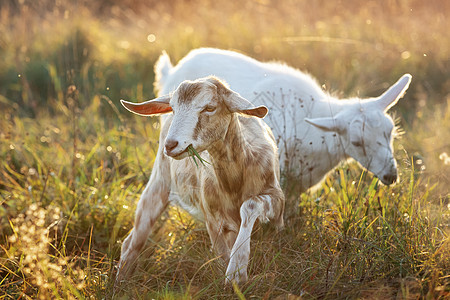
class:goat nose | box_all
[382,173,397,185]
[165,139,178,152]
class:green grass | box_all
[0,0,449,299]
[187,145,210,167]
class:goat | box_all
[116,76,285,285]
[154,48,412,193]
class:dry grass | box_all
[0,0,449,298]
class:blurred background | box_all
[0,0,449,298]
[1,0,448,111]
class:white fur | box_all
[155,48,412,192]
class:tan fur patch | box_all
[208,77,232,97]
[177,81,203,104]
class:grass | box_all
[187,145,210,167]
[0,0,449,298]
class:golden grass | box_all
[0,0,449,298]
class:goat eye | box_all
[351,140,362,147]
[202,106,216,113]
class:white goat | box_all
[155,48,412,194]
[117,76,285,284]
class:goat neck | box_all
[207,113,247,195]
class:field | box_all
[0,0,449,298]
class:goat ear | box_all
[374,74,412,112]
[209,76,268,118]
[120,95,172,116]
[228,95,268,118]
[305,117,344,132]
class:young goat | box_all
[117,76,285,284]
[155,48,412,194]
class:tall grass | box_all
[0,0,449,298]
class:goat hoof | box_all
[225,269,247,285]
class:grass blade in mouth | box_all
[187,145,210,167]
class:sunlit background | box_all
[0,0,449,298]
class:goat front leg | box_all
[225,192,284,284]
[116,176,170,284]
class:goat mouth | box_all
[380,177,397,186]
[378,173,398,185]
[168,145,191,159]
[179,146,190,157]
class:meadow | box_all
[0,0,449,298]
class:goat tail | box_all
[154,51,173,95]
